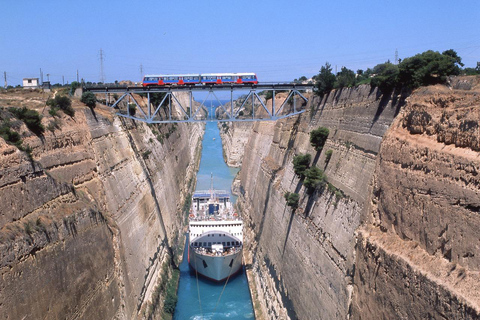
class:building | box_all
[23,78,39,89]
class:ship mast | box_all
[210,173,214,200]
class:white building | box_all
[23,78,39,89]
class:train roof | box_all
[144,74,200,77]
[144,73,256,78]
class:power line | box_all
[99,48,105,83]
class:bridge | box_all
[83,83,314,123]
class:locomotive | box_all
[142,73,258,87]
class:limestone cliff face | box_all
[230,86,406,319]
[0,92,203,319]
[353,76,480,319]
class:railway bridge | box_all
[83,83,314,123]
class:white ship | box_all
[188,188,243,282]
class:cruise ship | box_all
[188,189,243,282]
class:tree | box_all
[370,62,400,93]
[81,92,96,109]
[9,107,44,135]
[303,166,327,192]
[398,49,463,89]
[47,95,74,117]
[293,154,311,177]
[310,126,329,151]
[284,192,300,210]
[335,67,356,88]
[315,62,336,97]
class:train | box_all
[142,73,258,87]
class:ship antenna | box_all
[210,173,214,199]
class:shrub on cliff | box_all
[314,62,336,97]
[47,95,74,117]
[284,192,300,210]
[398,49,464,89]
[310,126,329,151]
[335,67,356,89]
[9,107,44,135]
[81,92,96,109]
[293,153,311,177]
[370,62,399,93]
[0,120,22,147]
[304,166,327,193]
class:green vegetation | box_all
[142,150,151,159]
[81,92,96,109]
[293,153,311,178]
[310,126,329,151]
[47,95,74,117]
[70,81,80,95]
[0,120,22,147]
[284,192,300,210]
[314,62,336,97]
[325,149,333,166]
[371,62,399,93]
[128,103,136,116]
[335,67,356,89]
[303,166,327,192]
[9,107,44,135]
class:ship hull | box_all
[188,245,243,282]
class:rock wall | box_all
[352,76,480,319]
[231,87,406,319]
[0,92,203,319]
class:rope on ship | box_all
[194,255,204,319]
[212,259,235,315]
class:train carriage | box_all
[142,73,258,87]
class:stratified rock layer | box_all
[0,92,203,319]
[231,87,406,319]
[352,76,480,319]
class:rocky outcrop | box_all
[352,76,480,319]
[230,86,406,319]
[0,92,203,319]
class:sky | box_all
[1,0,479,86]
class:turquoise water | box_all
[174,115,254,319]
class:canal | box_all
[174,117,254,319]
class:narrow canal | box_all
[174,116,255,319]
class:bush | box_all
[398,49,463,89]
[70,81,80,95]
[284,192,300,210]
[9,107,44,135]
[325,149,333,165]
[303,166,327,192]
[310,126,329,151]
[81,92,96,109]
[293,154,311,177]
[128,103,136,116]
[314,62,336,97]
[371,62,399,93]
[0,120,22,147]
[335,67,356,88]
[47,95,74,117]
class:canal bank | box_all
[174,120,254,319]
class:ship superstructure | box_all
[188,188,243,282]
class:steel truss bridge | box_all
[83,83,313,123]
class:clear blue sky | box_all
[1,0,479,86]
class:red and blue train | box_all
[142,73,258,87]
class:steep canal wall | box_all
[222,76,480,319]
[0,91,203,319]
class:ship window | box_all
[208,242,212,246]
[236,241,239,246]
[208,234,210,237]
[227,242,230,246]
[222,242,226,246]
[203,242,206,246]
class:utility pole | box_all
[140,64,143,80]
[3,71,7,89]
[46,74,50,82]
[40,68,43,84]
[395,48,399,64]
[62,75,65,86]
[76,70,79,83]
[99,49,105,83]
